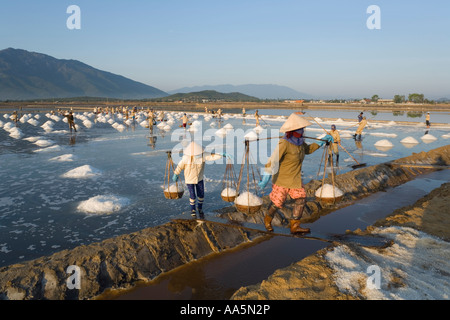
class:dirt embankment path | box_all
[231,181,450,300]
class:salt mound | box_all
[223,123,233,130]
[62,165,102,178]
[215,128,227,137]
[115,124,126,132]
[221,188,237,197]
[244,131,258,141]
[340,133,353,138]
[83,120,93,128]
[401,137,419,144]
[33,145,62,153]
[3,122,14,131]
[315,184,344,198]
[386,121,396,126]
[374,139,393,147]
[50,154,77,162]
[77,195,130,215]
[421,134,437,141]
[27,118,39,126]
[254,125,264,134]
[9,127,23,139]
[164,184,184,192]
[163,125,171,131]
[442,134,450,139]
[235,192,262,206]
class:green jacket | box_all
[265,139,320,189]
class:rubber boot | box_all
[191,210,197,218]
[198,208,205,220]
[290,219,310,234]
[264,204,277,232]
[291,198,310,234]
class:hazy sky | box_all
[1,0,449,98]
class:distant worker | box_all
[358,112,364,122]
[354,116,367,140]
[64,111,77,133]
[329,125,341,165]
[255,110,260,126]
[258,113,332,234]
[242,107,246,117]
[147,110,155,132]
[425,112,431,129]
[172,142,228,219]
[10,111,19,124]
[182,113,188,129]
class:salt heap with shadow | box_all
[77,195,130,215]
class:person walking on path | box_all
[354,116,367,140]
[64,111,77,133]
[329,124,341,165]
[172,142,229,219]
[258,113,332,234]
[426,112,431,129]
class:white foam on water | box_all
[325,226,450,300]
[315,184,344,198]
[77,195,130,215]
[49,154,77,162]
[62,165,102,178]
[370,133,398,138]
[23,136,41,142]
[235,192,262,206]
[33,145,62,153]
[34,139,55,147]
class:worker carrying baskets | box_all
[171,141,230,219]
[258,113,333,235]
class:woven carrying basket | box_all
[235,204,262,214]
[164,190,184,200]
[221,195,236,202]
[316,195,343,204]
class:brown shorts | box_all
[270,184,306,208]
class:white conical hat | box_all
[280,113,312,133]
[183,141,204,156]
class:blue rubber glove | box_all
[222,153,232,159]
[318,134,333,147]
[258,173,271,189]
[172,174,179,182]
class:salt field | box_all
[0,108,449,268]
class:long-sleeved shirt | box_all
[174,153,222,184]
[264,139,320,189]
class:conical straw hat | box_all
[183,141,204,156]
[280,113,312,133]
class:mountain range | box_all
[169,84,311,100]
[0,48,312,101]
[0,48,168,101]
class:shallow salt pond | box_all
[0,109,449,267]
